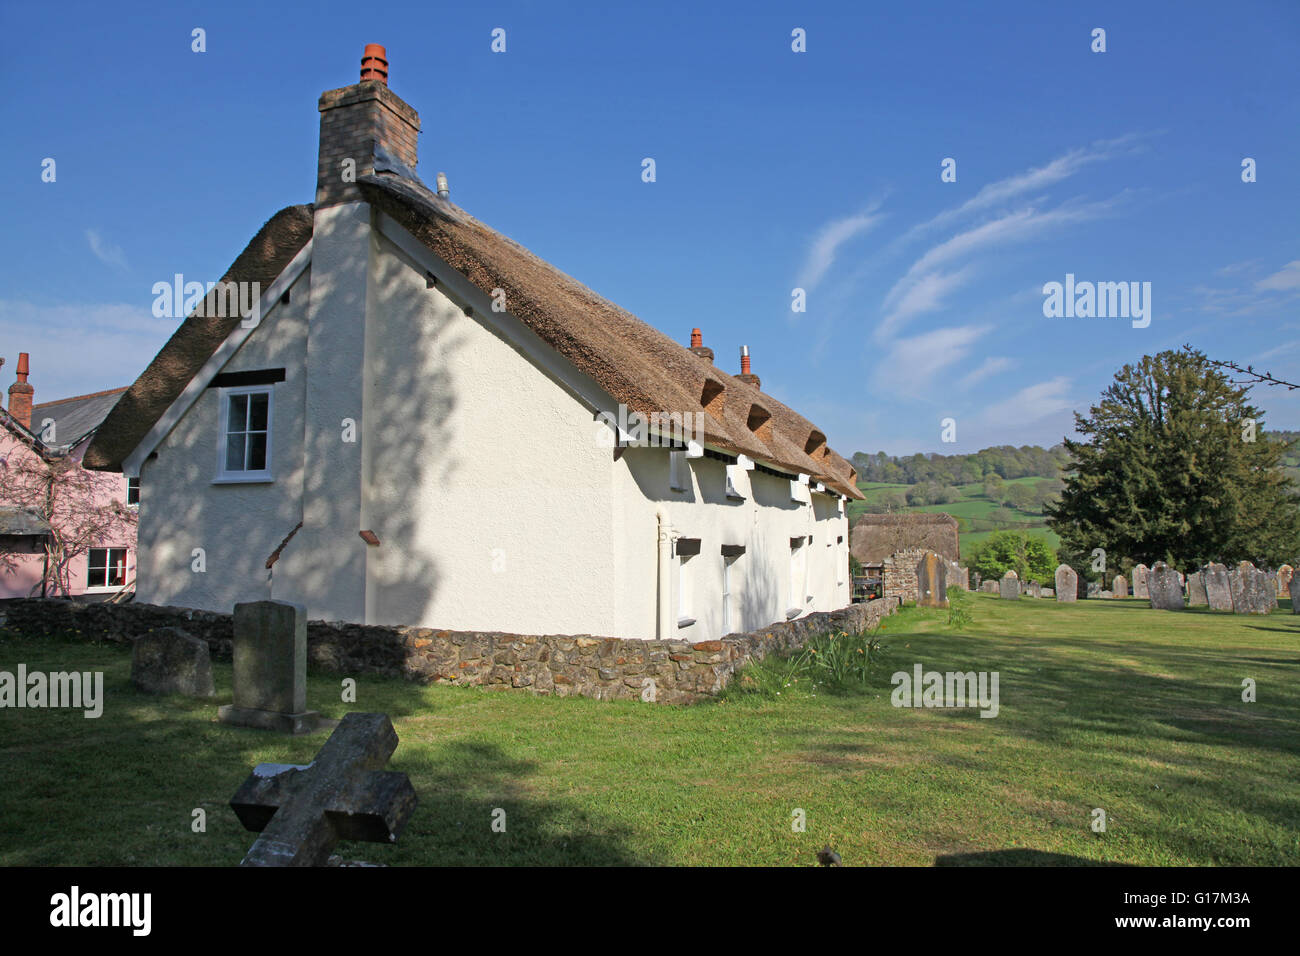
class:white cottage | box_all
[86,46,864,643]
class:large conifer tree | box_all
[1046,348,1300,568]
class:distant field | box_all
[849,477,1059,557]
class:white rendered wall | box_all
[134,266,311,611]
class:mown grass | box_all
[1,594,1297,866]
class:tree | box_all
[1005,483,1036,512]
[1046,347,1300,568]
[970,530,1057,584]
[0,438,135,597]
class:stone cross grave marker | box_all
[1054,564,1077,602]
[219,600,326,734]
[230,712,418,866]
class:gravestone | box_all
[219,600,326,734]
[1148,562,1184,611]
[1054,564,1077,602]
[1099,589,1113,598]
[1290,574,1300,614]
[1112,575,1128,598]
[131,627,215,697]
[981,580,998,593]
[1265,574,1279,610]
[1041,587,1054,598]
[917,552,948,608]
[1025,581,1041,599]
[1086,581,1101,598]
[999,570,1020,600]
[1229,562,1272,615]
[1131,564,1149,600]
[1278,564,1294,602]
[1203,563,1233,611]
[1186,571,1209,606]
[230,712,418,866]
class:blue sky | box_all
[2,0,1297,457]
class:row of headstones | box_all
[1045,561,1289,614]
[977,571,1052,600]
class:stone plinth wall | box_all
[0,596,899,706]
[882,549,927,603]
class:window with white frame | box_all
[87,548,128,589]
[218,387,272,480]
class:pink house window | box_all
[87,548,128,588]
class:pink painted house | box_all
[0,352,136,600]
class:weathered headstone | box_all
[1186,571,1208,606]
[1025,581,1042,599]
[219,600,326,734]
[981,580,998,593]
[1148,562,1184,611]
[1054,564,1077,602]
[230,712,418,866]
[1229,562,1272,615]
[1203,563,1233,610]
[1278,564,1294,602]
[1112,574,1128,598]
[1041,587,1054,598]
[1131,564,1149,599]
[131,627,215,697]
[999,570,1020,600]
[1290,574,1300,614]
[917,552,948,608]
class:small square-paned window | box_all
[218,387,272,480]
[127,476,140,505]
[87,548,128,588]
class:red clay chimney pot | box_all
[690,328,702,348]
[360,44,389,84]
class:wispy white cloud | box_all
[797,204,884,290]
[875,324,988,395]
[877,196,1126,339]
[959,356,1014,389]
[1257,260,1300,292]
[901,135,1148,245]
[0,300,167,401]
[85,229,128,270]
[980,377,1074,425]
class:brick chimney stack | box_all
[688,327,714,363]
[7,352,34,430]
[316,44,421,207]
[736,345,761,390]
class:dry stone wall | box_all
[0,596,900,706]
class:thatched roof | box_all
[83,205,315,472]
[358,173,862,497]
[83,173,862,498]
[850,512,960,565]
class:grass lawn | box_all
[2,595,1297,866]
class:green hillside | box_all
[849,478,1062,558]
